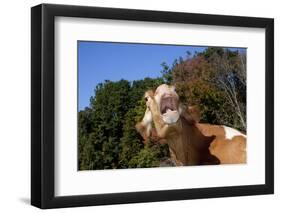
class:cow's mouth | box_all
[160,96,177,115]
[160,95,180,124]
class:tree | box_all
[79,80,131,170]
[78,107,93,168]
[79,77,169,170]
[207,49,246,131]
[128,142,169,168]
[170,47,246,132]
[118,105,144,168]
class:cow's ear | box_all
[187,105,201,122]
[135,108,153,143]
[180,105,201,124]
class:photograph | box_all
[78,41,247,170]
[30,3,274,209]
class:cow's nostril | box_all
[144,97,148,101]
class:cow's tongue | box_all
[163,108,173,114]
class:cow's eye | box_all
[144,97,148,101]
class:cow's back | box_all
[196,123,246,164]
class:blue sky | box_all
[78,41,243,110]
[78,41,206,110]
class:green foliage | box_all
[128,77,165,108]
[78,78,167,170]
[118,107,144,168]
[79,80,131,170]
[128,142,169,168]
[161,62,173,84]
[199,47,224,59]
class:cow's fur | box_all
[136,84,246,166]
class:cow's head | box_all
[147,84,181,124]
[136,84,200,141]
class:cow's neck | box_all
[148,99,218,165]
[167,117,218,166]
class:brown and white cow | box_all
[136,84,246,166]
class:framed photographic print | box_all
[31,3,274,209]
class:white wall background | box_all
[0,0,279,212]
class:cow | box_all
[136,84,246,166]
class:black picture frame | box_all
[31,3,274,209]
